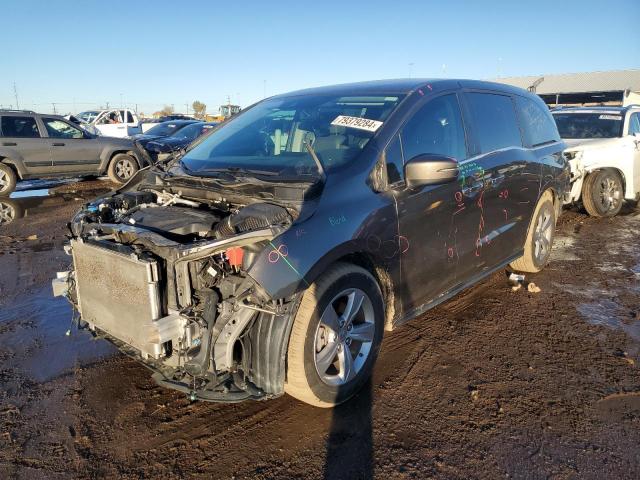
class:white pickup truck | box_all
[553,106,640,217]
[76,109,142,138]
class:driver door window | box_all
[43,118,84,139]
[400,94,467,162]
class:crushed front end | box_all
[53,174,305,402]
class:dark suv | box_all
[0,110,146,196]
[53,79,568,407]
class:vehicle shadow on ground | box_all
[323,380,374,479]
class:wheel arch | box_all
[583,167,627,196]
[101,149,143,173]
[0,156,25,179]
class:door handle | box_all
[52,142,65,146]
[2,142,17,146]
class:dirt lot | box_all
[0,180,639,479]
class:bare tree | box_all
[192,100,207,120]
[159,105,174,117]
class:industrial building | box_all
[494,69,640,107]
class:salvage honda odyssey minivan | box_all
[53,79,568,407]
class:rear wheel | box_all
[107,154,138,184]
[510,190,556,273]
[0,163,17,197]
[582,169,623,217]
[285,263,384,407]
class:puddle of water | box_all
[0,287,116,382]
[10,188,50,199]
[15,178,82,192]
[549,235,581,262]
[577,300,640,342]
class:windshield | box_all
[553,112,623,139]
[77,111,100,123]
[180,94,404,176]
[170,122,207,141]
[147,122,190,137]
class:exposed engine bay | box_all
[54,183,304,402]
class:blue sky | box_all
[1,0,638,115]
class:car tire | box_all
[0,198,22,225]
[285,263,384,408]
[582,169,624,217]
[0,163,17,197]
[510,190,556,273]
[107,154,139,184]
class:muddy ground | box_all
[0,180,638,479]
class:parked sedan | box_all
[53,79,568,407]
[0,110,146,196]
[130,120,199,150]
[143,122,218,162]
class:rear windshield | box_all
[77,111,100,123]
[553,112,623,139]
[146,122,190,137]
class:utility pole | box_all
[185,103,189,115]
[13,82,19,109]
[52,103,57,114]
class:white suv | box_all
[553,106,640,216]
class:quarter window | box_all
[400,94,467,162]
[384,135,404,184]
[629,113,640,135]
[43,118,84,139]
[0,116,40,138]
[465,93,522,153]
[515,96,560,147]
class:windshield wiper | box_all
[303,140,326,182]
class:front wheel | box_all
[107,154,139,184]
[510,190,556,273]
[0,163,17,197]
[285,263,384,407]
[582,169,623,217]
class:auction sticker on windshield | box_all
[331,115,383,132]
[599,115,622,121]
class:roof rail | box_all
[0,109,36,114]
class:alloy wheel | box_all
[597,176,622,213]
[0,170,9,193]
[313,288,375,386]
[115,158,135,181]
[0,202,16,225]
[533,205,553,263]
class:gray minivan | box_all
[0,110,145,196]
[54,79,569,407]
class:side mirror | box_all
[404,154,459,188]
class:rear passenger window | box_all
[0,116,40,138]
[465,93,521,153]
[126,111,134,123]
[400,94,467,162]
[515,96,560,147]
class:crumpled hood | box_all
[563,137,621,152]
